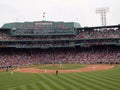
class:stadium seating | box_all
[76,29,120,39]
[0,26,120,67]
[0,46,120,67]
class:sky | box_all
[0,0,120,27]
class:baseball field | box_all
[0,64,120,90]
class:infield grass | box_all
[0,64,120,90]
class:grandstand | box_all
[0,20,120,68]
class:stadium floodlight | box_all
[96,7,109,26]
[43,12,45,20]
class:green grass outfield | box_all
[0,64,120,90]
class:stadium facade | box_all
[0,21,120,68]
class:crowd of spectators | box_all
[0,46,120,67]
[76,29,120,39]
[0,28,120,68]
[0,31,75,40]
[0,29,120,41]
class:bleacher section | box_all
[0,21,120,67]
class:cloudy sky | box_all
[0,0,120,27]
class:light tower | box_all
[43,12,45,20]
[96,7,109,26]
